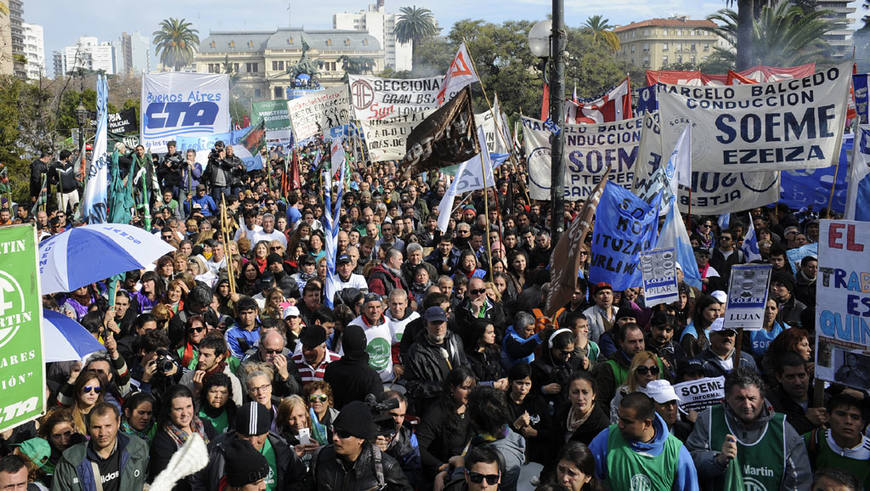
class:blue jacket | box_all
[588,413,699,491]
[501,325,542,369]
[184,194,217,216]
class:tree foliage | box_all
[583,15,620,51]
[394,6,439,66]
[153,18,200,71]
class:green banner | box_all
[0,224,44,433]
[252,100,292,130]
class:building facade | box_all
[21,22,43,79]
[333,0,413,72]
[57,36,115,76]
[9,0,22,77]
[194,28,383,100]
[113,31,150,74]
[0,0,12,75]
[614,17,721,71]
[816,0,857,60]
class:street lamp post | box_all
[75,102,88,151]
[529,0,566,243]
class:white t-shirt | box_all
[348,315,394,383]
[335,273,369,292]
[234,223,262,242]
[386,310,420,344]
[251,229,287,248]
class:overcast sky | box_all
[26,0,860,72]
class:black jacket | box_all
[709,248,743,286]
[192,431,306,491]
[404,332,467,411]
[530,349,583,408]
[149,421,217,490]
[777,295,807,329]
[30,158,48,197]
[415,397,472,476]
[466,346,505,384]
[158,151,184,188]
[49,160,79,193]
[305,441,412,491]
[767,385,818,435]
[324,354,383,410]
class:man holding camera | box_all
[375,391,422,488]
[132,330,181,394]
[158,140,184,199]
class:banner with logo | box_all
[251,100,293,146]
[475,95,511,155]
[90,108,138,135]
[639,248,679,307]
[140,72,231,153]
[589,182,660,290]
[0,225,44,433]
[657,63,851,172]
[723,264,772,331]
[359,108,435,162]
[348,75,461,121]
[815,220,870,389]
[854,74,869,124]
[177,124,264,171]
[522,116,639,201]
[786,243,817,275]
[286,86,351,141]
[673,376,725,412]
[634,112,780,214]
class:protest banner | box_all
[252,100,294,146]
[348,75,457,121]
[589,182,660,291]
[359,108,434,162]
[399,87,479,177]
[523,115,640,201]
[0,225,44,433]
[177,123,265,171]
[140,72,231,153]
[91,108,138,135]
[845,126,870,221]
[723,264,772,331]
[436,43,478,106]
[815,220,870,389]
[673,376,725,412]
[855,74,869,124]
[474,95,511,155]
[645,63,816,86]
[639,248,679,307]
[634,112,780,214]
[780,132,851,214]
[436,126,496,233]
[286,86,351,141]
[656,62,851,172]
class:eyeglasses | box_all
[467,472,500,485]
[82,386,102,394]
[262,348,282,355]
[250,384,271,394]
[309,394,328,403]
[271,246,283,251]
[51,430,72,440]
[266,202,275,206]
[635,366,660,376]
[470,288,486,295]
[187,326,205,333]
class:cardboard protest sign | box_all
[589,182,660,290]
[657,62,851,172]
[634,112,780,214]
[359,108,434,162]
[640,248,679,307]
[0,225,44,433]
[723,264,772,331]
[523,116,639,201]
[287,86,351,141]
[673,376,725,412]
[815,220,870,389]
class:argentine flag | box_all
[80,75,110,224]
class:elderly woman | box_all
[243,364,280,432]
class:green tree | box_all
[583,15,620,51]
[152,18,200,71]
[394,6,438,66]
[708,2,833,68]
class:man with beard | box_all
[644,312,686,380]
[405,306,467,410]
[793,256,817,308]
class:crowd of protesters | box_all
[0,137,866,491]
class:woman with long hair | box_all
[679,294,721,358]
[531,328,583,407]
[465,319,506,386]
[212,277,235,317]
[748,298,788,358]
[236,260,262,297]
[133,271,164,314]
[37,409,84,480]
[156,254,175,289]
[505,363,551,465]
[507,250,529,294]
[762,327,813,386]
[261,287,286,321]
[176,314,207,371]
[120,392,157,443]
[308,231,326,263]
[148,385,215,490]
[608,351,662,424]
[197,372,236,434]
[275,395,319,464]
[416,367,476,481]
[251,240,271,274]
[454,250,486,281]
[552,372,609,447]
[61,371,110,435]
[549,441,601,491]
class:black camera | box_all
[365,394,400,437]
[154,348,177,374]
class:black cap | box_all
[300,325,327,348]
[615,306,638,322]
[267,253,284,265]
[224,437,270,487]
[337,254,352,265]
[423,306,447,323]
[693,247,710,257]
[235,402,272,436]
[333,401,376,440]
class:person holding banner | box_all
[686,368,812,491]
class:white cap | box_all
[708,317,733,333]
[674,261,682,271]
[282,305,300,318]
[642,379,679,404]
[710,290,727,304]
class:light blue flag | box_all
[81,75,110,224]
[659,197,702,289]
[718,213,730,231]
[741,213,763,262]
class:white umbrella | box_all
[38,223,175,294]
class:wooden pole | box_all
[734,328,743,371]
[220,194,237,296]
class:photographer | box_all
[132,330,182,396]
[375,391,422,489]
[206,141,233,204]
[158,140,184,199]
[225,145,246,197]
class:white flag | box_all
[436,127,494,233]
[742,213,763,262]
[81,75,109,224]
[666,124,692,191]
[436,43,479,106]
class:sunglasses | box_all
[309,394,328,403]
[82,386,102,394]
[334,428,354,439]
[271,246,283,250]
[188,326,205,333]
[635,366,660,376]
[262,348,282,355]
[470,288,486,295]
[467,472,500,485]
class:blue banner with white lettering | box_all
[589,182,661,290]
[636,85,658,115]
[779,133,851,214]
[854,74,869,124]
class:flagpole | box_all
[831,120,856,217]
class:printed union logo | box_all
[744,477,766,491]
[366,338,391,370]
[0,269,26,349]
[350,80,374,110]
[629,474,652,491]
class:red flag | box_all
[566,77,632,124]
[540,82,550,121]
[290,149,301,190]
[726,70,757,85]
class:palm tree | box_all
[724,0,755,70]
[707,1,833,67]
[583,15,620,51]
[153,18,200,71]
[394,6,438,65]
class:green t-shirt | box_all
[198,409,229,434]
[261,437,278,491]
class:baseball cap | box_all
[282,305,300,318]
[710,290,727,304]
[17,438,50,469]
[337,254,352,265]
[224,437,270,487]
[592,282,612,294]
[642,380,679,404]
[423,306,448,323]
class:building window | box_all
[287,37,293,44]
[272,60,285,71]
[246,62,258,73]
[210,41,216,48]
[704,43,710,51]
[248,40,254,48]
[662,43,668,51]
[229,41,235,48]
[326,39,332,46]
[677,55,683,63]
[274,86,283,98]
[691,56,696,63]
[662,56,668,65]
[344,39,351,46]
[691,43,696,52]
[643,43,649,52]
[254,88,262,98]
[631,46,635,53]
[362,39,369,46]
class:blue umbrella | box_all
[38,223,175,294]
[43,310,106,363]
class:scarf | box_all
[122,419,155,442]
[310,407,329,445]
[566,406,592,434]
[254,257,267,274]
[165,417,210,449]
